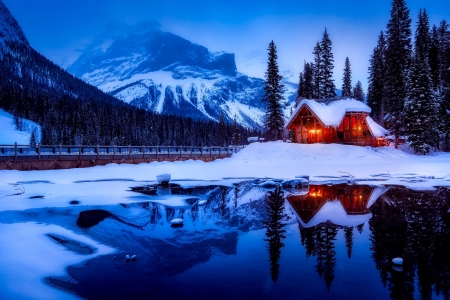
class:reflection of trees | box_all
[263,187,287,282]
[299,223,339,290]
[344,227,354,259]
[369,187,450,300]
[165,207,175,222]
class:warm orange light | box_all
[310,130,316,133]
[358,127,361,130]
[311,192,317,197]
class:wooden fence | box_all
[0,143,245,171]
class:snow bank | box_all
[0,222,114,300]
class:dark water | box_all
[41,182,450,299]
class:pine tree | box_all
[320,28,336,98]
[368,31,387,124]
[219,112,227,146]
[404,10,434,154]
[297,72,304,97]
[429,25,440,91]
[232,117,240,145]
[353,81,365,102]
[383,0,412,148]
[303,62,314,99]
[29,128,37,146]
[262,41,285,141]
[312,43,322,99]
[342,57,353,98]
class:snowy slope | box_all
[0,108,41,144]
[68,22,297,128]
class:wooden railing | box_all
[0,143,245,162]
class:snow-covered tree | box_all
[29,128,37,146]
[297,72,304,97]
[404,9,434,154]
[262,41,285,141]
[383,0,412,148]
[368,31,387,124]
[342,57,353,97]
[353,81,365,102]
[320,28,336,98]
[312,42,322,99]
[301,61,314,99]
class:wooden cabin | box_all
[286,98,389,147]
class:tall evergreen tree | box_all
[320,28,337,98]
[368,31,387,124]
[437,21,450,151]
[353,81,365,102]
[429,25,441,91]
[302,62,314,99]
[404,9,434,154]
[383,0,412,148]
[232,117,240,145]
[29,128,37,146]
[262,41,285,141]
[297,72,305,98]
[312,42,322,99]
[342,57,353,97]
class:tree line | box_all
[0,41,258,146]
[367,0,450,153]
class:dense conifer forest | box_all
[0,41,259,146]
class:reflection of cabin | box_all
[287,184,377,227]
[285,98,389,147]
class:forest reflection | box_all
[263,187,288,282]
[286,184,450,298]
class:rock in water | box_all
[392,257,403,265]
[197,200,207,206]
[156,173,171,187]
[170,218,183,225]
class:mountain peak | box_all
[68,22,237,82]
[0,1,29,50]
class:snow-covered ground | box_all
[1,141,450,299]
[0,108,41,145]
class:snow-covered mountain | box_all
[68,22,298,128]
[0,1,28,50]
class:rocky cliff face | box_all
[68,22,297,128]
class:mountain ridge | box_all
[69,22,297,128]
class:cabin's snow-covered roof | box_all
[366,116,389,137]
[290,199,372,228]
[286,98,372,128]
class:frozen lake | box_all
[2,180,449,299]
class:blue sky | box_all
[3,0,450,91]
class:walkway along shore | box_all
[0,144,244,171]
